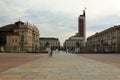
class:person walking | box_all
[48,48,53,57]
[55,49,58,53]
[50,49,53,57]
[66,49,68,53]
[48,49,50,57]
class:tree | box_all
[45,42,50,47]
[76,42,80,47]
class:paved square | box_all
[0,52,120,80]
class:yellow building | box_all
[87,25,120,53]
[0,21,39,52]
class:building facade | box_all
[63,10,86,52]
[87,25,120,53]
[78,10,85,37]
[39,37,60,51]
[78,10,86,45]
[0,21,39,52]
[63,33,84,52]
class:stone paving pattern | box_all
[0,53,46,72]
[80,54,120,68]
[0,52,120,80]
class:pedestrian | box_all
[48,48,53,57]
[48,49,50,57]
[55,49,58,53]
[50,48,53,57]
[66,49,68,53]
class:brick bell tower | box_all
[78,10,86,37]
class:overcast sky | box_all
[0,0,120,45]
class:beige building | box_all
[63,33,84,52]
[63,10,86,53]
[0,21,39,52]
[87,25,120,53]
[39,37,60,51]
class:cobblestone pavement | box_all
[0,52,120,80]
